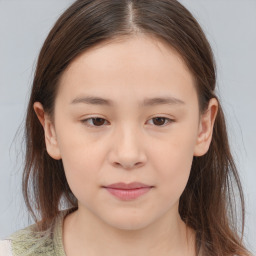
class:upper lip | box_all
[103,182,153,189]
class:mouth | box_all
[103,182,153,190]
[102,182,154,200]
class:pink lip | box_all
[103,182,152,189]
[103,182,154,201]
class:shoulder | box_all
[3,223,55,256]
[0,208,75,256]
[0,239,13,256]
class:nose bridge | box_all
[110,119,147,168]
[106,108,150,169]
[116,120,141,150]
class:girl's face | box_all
[35,34,217,230]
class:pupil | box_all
[154,117,165,125]
[93,118,105,126]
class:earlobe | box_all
[193,98,218,157]
[33,102,62,160]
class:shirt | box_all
[0,208,76,256]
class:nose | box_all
[110,125,146,170]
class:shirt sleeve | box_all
[0,240,13,256]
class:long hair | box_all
[22,0,251,255]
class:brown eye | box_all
[149,117,174,127]
[81,117,107,127]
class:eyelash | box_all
[81,116,175,128]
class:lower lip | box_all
[104,187,152,200]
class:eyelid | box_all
[80,115,175,128]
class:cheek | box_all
[156,149,193,202]
[62,150,93,199]
[56,131,101,200]
[154,125,197,200]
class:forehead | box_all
[57,34,196,105]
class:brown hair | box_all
[22,0,251,255]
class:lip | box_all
[102,182,154,201]
[103,182,153,189]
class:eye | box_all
[148,117,174,127]
[81,116,174,128]
[81,117,108,127]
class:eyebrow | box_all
[70,95,185,107]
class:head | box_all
[34,33,218,230]
[23,0,250,255]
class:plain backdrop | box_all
[0,0,255,254]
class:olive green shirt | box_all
[0,208,76,256]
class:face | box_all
[34,34,218,231]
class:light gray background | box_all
[0,0,255,254]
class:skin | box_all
[34,34,218,256]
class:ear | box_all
[193,98,218,157]
[33,102,61,160]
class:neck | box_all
[63,204,196,256]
